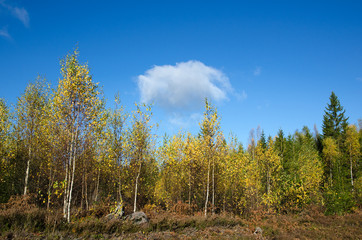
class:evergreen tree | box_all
[258,130,267,150]
[322,92,349,140]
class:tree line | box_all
[0,50,361,222]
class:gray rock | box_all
[254,226,263,235]
[125,211,149,224]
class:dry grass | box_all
[0,198,361,239]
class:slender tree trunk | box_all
[47,166,53,210]
[67,145,76,222]
[24,144,32,195]
[67,128,77,223]
[85,177,89,210]
[204,159,210,217]
[63,131,74,218]
[350,157,354,189]
[63,161,69,218]
[118,166,123,203]
[267,170,270,196]
[81,167,84,209]
[188,162,191,211]
[81,157,89,210]
[94,167,100,202]
[212,157,215,215]
[133,162,142,213]
[350,146,354,191]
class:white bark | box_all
[212,157,215,215]
[23,144,31,195]
[133,162,142,213]
[204,159,210,217]
[67,128,77,222]
[350,154,354,190]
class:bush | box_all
[324,188,356,215]
[0,195,46,232]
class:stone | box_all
[125,211,149,224]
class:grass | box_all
[0,197,361,239]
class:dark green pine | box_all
[322,91,349,139]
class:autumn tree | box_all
[157,132,187,208]
[199,99,222,216]
[52,49,104,222]
[0,98,14,202]
[323,137,340,187]
[126,103,156,212]
[344,124,360,190]
[255,136,282,209]
[108,93,127,203]
[15,77,49,196]
[294,128,323,205]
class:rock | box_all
[254,226,263,235]
[125,211,149,224]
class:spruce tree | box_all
[322,92,349,140]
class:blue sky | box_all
[1,0,361,145]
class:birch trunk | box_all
[24,144,31,195]
[204,159,210,217]
[118,167,123,203]
[67,128,77,223]
[133,162,142,213]
[350,152,354,190]
[212,157,215,215]
[94,167,100,202]
[188,163,191,211]
[47,166,53,210]
[63,131,74,218]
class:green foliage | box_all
[324,188,356,215]
[322,91,349,140]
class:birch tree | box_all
[0,99,14,202]
[199,99,221,216]
[109,93,127,203]
[16,77,49,196]
[323,137,340,186]
[127,103,154,212]
[345,124,360,190]
[52,49,103,222]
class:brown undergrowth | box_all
[0,197,361,239]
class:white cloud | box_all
[12,7,29,27]
[253,66,261,76]
[0,26,11,39]
[137,60,232,111]
[0,1,29,27]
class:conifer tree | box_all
[322,92,349,140]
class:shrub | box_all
[0,195,46,232]
[324,188,356,215]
